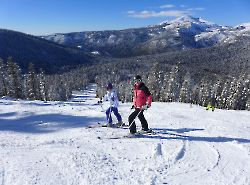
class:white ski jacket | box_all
[103,90,119,108]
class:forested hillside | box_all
[1,29,249,110]
[0,29,96,73]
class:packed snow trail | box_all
[0,84,250,185]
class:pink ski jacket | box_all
[133,82,152,109]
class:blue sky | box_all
[0,0,250,35]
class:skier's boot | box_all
[107,122,113,127]
[142,128,152,133]
[126,132,141,138]
[116,121,125,127]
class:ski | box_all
[87,122,129,129]
[109,130,156,139]
[137,129,156,135]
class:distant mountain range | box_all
[42,15,250,57]
[0,15,249,74]
[0,29,96,73]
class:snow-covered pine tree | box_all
[27,63,37,100]
[0,58,8,96]
[124,79,133,103]
[210,77,224,107]
[219,79,231,109]
[6,57,23,98]
[95,75,107,99]
[226,77,238,109]
[159,73,169,102]
[246,75,250,111]
[6,57,15,97]
[13,62,23,99]
[179,71,193,103]
[146,63,162,101]
[116,82,125,102]
[230,73,250,110]
[164,65,180,102]
[198,77,210,107]
[190,84,200,105]
[22,74,29,99]
[46,75,67,101]
[240,74,250,110]
[58,75,68,101]
[38,68,47,101]
[246,97,250,111]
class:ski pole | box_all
[128,108,143,129]
[99,103,105,112]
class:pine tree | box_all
[164,65,180,102]
[179,71,193,103]
[147,63,162,101]
[38,68,47,101]
[226,77,238,109]
[13,62,23,99]
[231,73,250,110]
[210,77,224,108]
[246,97,250,111]
[159,73,169,102]
[0,58,8,96]
[27,63,37,100]
[6,57,23,98]
[190,84,200,105]
[245,75,250,111]
[58,75,68,101]
[124,80,133,102]
[198,77,210,106]
[219,79,231,109]
[6,57,15,97]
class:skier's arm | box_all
[103,93,108,101]
[142,85,152,107]
[111,92,116,101]
[147,95,152,107]
[110,92,117,106]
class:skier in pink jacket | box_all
[129,75,152,134]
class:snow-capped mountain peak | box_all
[160,15,222,34]
[169,15,217,27]
[41,16,250,57]
[171,15,201,23]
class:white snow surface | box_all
[0,84,250,185]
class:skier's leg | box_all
[106,108,112,124]
[112,107,122,122]
[206,104,210,110]
[128,109,139,134]
[138,110,149,131]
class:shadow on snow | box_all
[0,113,104,134]
[148,128,250,143]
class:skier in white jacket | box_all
[100,83,123,126]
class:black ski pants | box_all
[128,108,149,134]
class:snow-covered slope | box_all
[0,85,250,185]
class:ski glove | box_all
[131,105,135,109]
[142,105,150,110]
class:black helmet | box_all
[134,75,142,81]
[106,82,113,90]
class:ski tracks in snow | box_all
[174,140,187,162]
[1,84,250,185]
[0,159,4,185]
